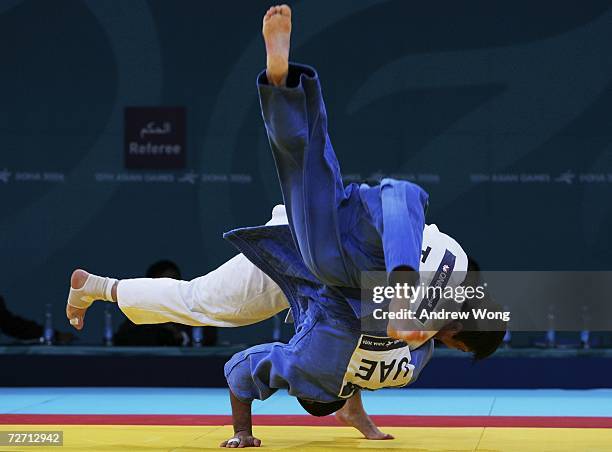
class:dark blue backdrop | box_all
[1,0,611,344]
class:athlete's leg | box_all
[117,252,288,327]
[66,207,289,330]
[260,5,350,286]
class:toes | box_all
[374,433,394,440]
[68,316,83,331]
[66,305,85,330]
[279,4,291,16]
[70,315,84,331]
[265,5,291,18]
[263,6,276,23]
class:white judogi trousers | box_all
[116,204,464,331]
[116,205,290,327]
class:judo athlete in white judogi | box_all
[66,204,464,333]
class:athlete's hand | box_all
[220,431,261,448]
[387,325,434,348]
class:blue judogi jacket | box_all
[224,63,436,404]
[223,224,433,403]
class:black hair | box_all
[453,293,505,361]
[454,328,505,361]
[146,259,181,279]
[455,255,505,360]
[297,398,346,417]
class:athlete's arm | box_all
[220,390,261,448]
[380,179,428,274]
[380,180,433,345]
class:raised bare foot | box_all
[262,4,291,86]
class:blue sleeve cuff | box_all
[224,345,278,403]
[256,63,318,89]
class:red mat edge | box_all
[1,414,611,428]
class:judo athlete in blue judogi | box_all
[223,52,440,418]
[218,59,454,445]
[218,5,505,449]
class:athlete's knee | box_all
[176,278,201,311]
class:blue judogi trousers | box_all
[257,63,429,290]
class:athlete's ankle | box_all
[111,280,119,302]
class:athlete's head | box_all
[433,285,506,360]
[433,255,505,360]
[434,320,504,360]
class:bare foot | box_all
[65,269,90,331]
[335,392,394,440]
[262,4,291,86]
[66,269,118,331]
[335,407,393,440]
